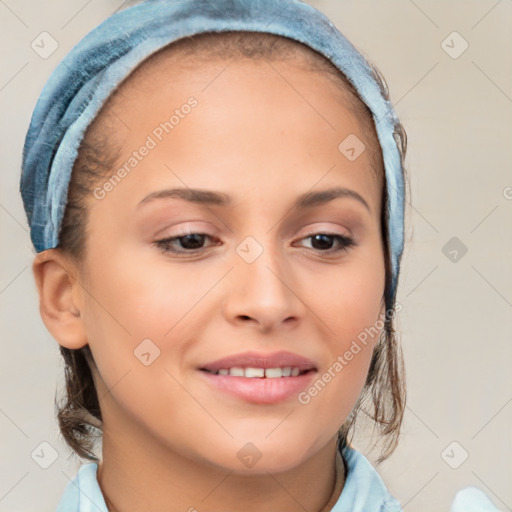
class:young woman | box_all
[20,1,499,510]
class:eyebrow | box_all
[137,186,371,213]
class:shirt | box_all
[56,445,501,511]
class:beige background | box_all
[1,1,511,511]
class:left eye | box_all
[154,232,355,255]
[296,233,355,253]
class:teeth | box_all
[265,367,284,378]
[281,367,292,377]
[229,367,245,377]
[245,367,265,378]
[211,366,306,378]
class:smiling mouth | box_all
[199,367,315,378]
[198,362,317,404]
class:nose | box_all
[222,239,306,332]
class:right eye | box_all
[154,233,220,255]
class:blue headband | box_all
[20,0,405,303]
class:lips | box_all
[197,350,316,404]
[199,350,318,375]
[197,351,318,403]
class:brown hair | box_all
[56,30,407,464]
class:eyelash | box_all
[153,231,356,256]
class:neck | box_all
[97,419,344,512]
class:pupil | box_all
[312,234,333,250]
[181,234,205,249]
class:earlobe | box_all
[32,249,88,349]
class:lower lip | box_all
[198,370,316,404]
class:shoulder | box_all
[56,462,109,512]
[449,486,502,512]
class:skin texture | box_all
[33,53,386,511]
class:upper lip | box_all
[199,351,318,373]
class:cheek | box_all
[305,253,384,404]
[315,254,385,338]
[83,248,193,335]
[80,250,214,378]
[301,282,382,429]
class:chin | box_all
[202,436,319,475]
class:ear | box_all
[32,249,88,349]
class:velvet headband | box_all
[20,0,405,303]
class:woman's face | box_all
[76,52,386,473]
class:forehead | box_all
[87,44,383,212]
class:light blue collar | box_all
[56,444,500,511]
